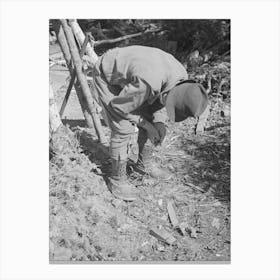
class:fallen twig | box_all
[184,181,205,193]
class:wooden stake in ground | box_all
[52,20,95,129]
[49,82,62,135]
[60,19,106,143]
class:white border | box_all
[1,0,280,279]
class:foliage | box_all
[160,19,230,53]
[76,19,230,56]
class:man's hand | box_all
[146,123,161,145]
[138,118,160,145]
[154,122,167,145]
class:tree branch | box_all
[94,28,162,47]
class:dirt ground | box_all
[49,46,230,262]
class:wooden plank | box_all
[167,201,179,228]
[149,226,176,245]
[167,201,185,235]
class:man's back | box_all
[101,45,188,96]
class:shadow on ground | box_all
[178,124,230,205]
[62,118,108,130]
[64,118,231,206]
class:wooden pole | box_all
[49,82,62,135]
[59,33,89,117]
[60,19,106,144]
[68,19,98,66]
[52,20,95,129]
[68,19,102,112]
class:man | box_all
[92,45,209,201]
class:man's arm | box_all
[108,76,151,125]
[108,77,162,144]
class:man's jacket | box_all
[95,45,188,124]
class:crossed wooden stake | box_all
[52,19,106,144]
[59,33,89,118]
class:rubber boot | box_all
[108,159,138,201]
[134,128,173,180]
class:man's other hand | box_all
[142,122,160,145]
[154,122,167,145]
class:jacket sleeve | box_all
[108,76,152,124]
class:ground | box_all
[49,45,230,262]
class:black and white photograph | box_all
[49,19,231,262]
[1,0,280,279]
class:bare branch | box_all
[94,28,162,47]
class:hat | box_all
[165,82,208,122]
